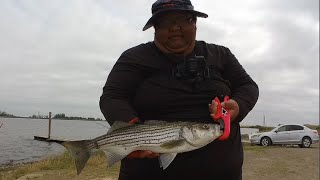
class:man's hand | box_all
[208,98,239,122]
[127,150,159,158]
[127,117,159,159]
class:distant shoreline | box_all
[1,116,319,126]
[0,116,106,121]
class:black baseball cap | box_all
[142,0,208,31]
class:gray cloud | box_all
[0,0,318,126]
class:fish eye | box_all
[202,124,210,129]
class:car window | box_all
[289,125,304,131]
[277,126,289,132]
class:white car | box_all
[249,124,319,148]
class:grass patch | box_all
[3,141,310,179]
[14,151,74,177]
[243,144,286,152]
[304,124,320,133]
[0,146,272,179]
[0,151,120,180]
[243,145,267,152]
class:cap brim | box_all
[142,9,208,31]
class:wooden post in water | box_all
[48,112,52,139]
[34,112,63,143]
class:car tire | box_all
[299,137,312,148]
[260,137,271,146]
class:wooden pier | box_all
[34,136,64,143]
[33,112,65,144]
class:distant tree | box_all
[0,111,15,117]
[50,113,103,121]
[30,115,38,118]
[53,113,66,119]
[29,114,47,119]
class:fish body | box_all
[62,120,222,174]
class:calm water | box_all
[0,118,110,166]
[0,118,258,166]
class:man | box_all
[100,0,259,179]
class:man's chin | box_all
[166,44,189,53]
[167,43,189,51]
[167,48,186,54]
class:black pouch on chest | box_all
[171,46,230,89]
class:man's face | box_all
[154,12,197,54]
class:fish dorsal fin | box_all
[144,120,167,125]
[108,121,132,133]
[159,153,178,169]
[103,151,127,167]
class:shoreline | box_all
[0,140,248,169]
[1,144,318,180]
[0,117,105,121]
[0,137,249,168]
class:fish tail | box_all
[62,140,92,175]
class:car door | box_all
[288,125,304,143]
[271,125,290,143]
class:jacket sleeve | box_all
[99,51,147,125]
[222,48,259,123]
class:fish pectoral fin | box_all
[103,151,127,167]
[160,139,184,149]
[159,153,178,169]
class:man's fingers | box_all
[220,99,239,121]
[221,101,231,109]
[147,152,160,158]
[127,151,142,158]
[140,150,152,156]
[141,151,159,158]
[208,101,218,114]
[127,150,159,158]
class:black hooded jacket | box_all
[100,41,259,180]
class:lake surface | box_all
[0,118,258,166]
[0,118,110,166]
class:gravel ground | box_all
[243,143,319,180]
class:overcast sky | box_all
[0,0,318,126]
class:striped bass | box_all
[61,120,222,174]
